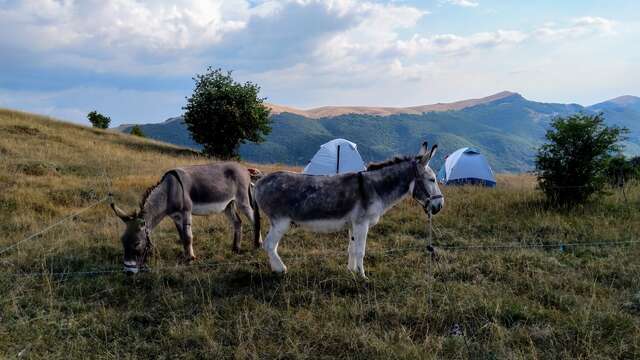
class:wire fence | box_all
[2,190,640,280]
[8,238,640,280]
[0,194,112,256]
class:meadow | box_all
[1,108,639,359]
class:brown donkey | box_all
[111,162,261,273]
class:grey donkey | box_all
[111,162,262,273]
[254,142,443,278]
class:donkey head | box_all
[111,203,152,273]
[413,142,444,215]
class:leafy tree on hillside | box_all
[130,125,145,137]
[536,113,627,205]
[87,111,111,129]
[183,67,272,159]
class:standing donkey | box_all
[254,142,444,278]
[111,162,261,273]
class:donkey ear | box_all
[419,141,430,165]
[111,203,132,222]
[420,144,438,166]
[418,141,429,157]
[429,144,438,159]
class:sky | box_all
[0,0,639,126]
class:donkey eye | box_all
[428,178,436,183]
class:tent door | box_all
[336,145,341,174]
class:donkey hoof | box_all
[357,270,368,280]
[348,269,368,280]
[271,265,288,274]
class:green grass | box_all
[1,109,639,359]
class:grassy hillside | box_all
[1,109,640,359]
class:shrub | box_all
[87,111,111,129]
[183,67,271,159]
[130,125,145,137]
[535,113,627,205]
[604,156,640,187]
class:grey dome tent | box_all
[437,147,496,187]
[303,139,366,175]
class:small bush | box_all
[87,111,111,129]
[535,113,627,205]
[15,160,59,176]
[4,125,41,136]
[604,156,640,187]
[0,145,10,156]
[130,125,145,137]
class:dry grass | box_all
[1,109,639,359]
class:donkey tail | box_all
[248,182,262,249]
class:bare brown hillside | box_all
[267,91,517,118]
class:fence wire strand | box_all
[0,195,111,256]
[3,189,640,279]
[9,238,640,279]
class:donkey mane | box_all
[366,156,417,171]
[139,178,164,211]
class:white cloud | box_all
[0,0,626,119]
[535,16,616,41]
[251,14,619,104]
[391,17,616,58]
[0,0,251,52]
[397,30,528,56]
[445,0,479,8]
[0,0,425,76]
[0,1,616,77]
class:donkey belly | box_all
[192,200,231,215]
[296,216,351,233]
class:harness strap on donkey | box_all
[411,160,443,205]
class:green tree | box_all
[87,111,111,129]
[130,125,145,137]
[183,67,271,159]
[536,113,627,205]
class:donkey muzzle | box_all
[123,260,139,274]
[425,195,444,215]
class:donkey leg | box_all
[237,200,262,249]
[264,219,290,273]
[224,202,242,254]
[353,222,370,279]
[347,228,357,271]
[174,213,196,261]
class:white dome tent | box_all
[437,147,496,187]
[303,138,366,175]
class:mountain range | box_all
[116,92,640,172]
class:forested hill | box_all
[117,93,640,172]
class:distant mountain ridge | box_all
[116,92,640,172]
[266,91,518,118]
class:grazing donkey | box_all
[254,142,443,278]
[111,162,261,273]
